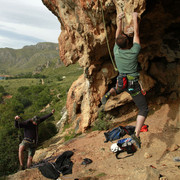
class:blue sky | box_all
[0,0,60,49]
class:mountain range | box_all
[0,42,62,75]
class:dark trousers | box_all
[114,76,149,118]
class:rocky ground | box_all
[7,98,180,180]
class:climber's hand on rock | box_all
[118,13,124,20]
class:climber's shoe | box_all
[18,165,25,171]
[101,92,111,105]
[131,133,141,149]
[81,158,93,165]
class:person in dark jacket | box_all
[14,109,55,170]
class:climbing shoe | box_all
[81,158,93,165]
[18,165,25,171]
[131,133,141,149]
[101,92,111,105]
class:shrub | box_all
[0,93,3,103]
[92,111,113,131]
[17,86,29,93]
[0,86,5,94]
[64,130,76,142]
[10,100,24,114]
[38,121,57,143]
[0,127,19,176]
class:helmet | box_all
[110,143,121,153]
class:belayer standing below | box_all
[14,109,55,170]
[101,12,148,148]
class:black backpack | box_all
[37,151,74,179]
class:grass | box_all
[0,63,83,126]
[42,64,83,87]
[96,172,107,178]
[63,122,71,132]
[0,78,40,94]
[1,63,82,95]
[64,130,77,142]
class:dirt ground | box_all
[8,99,180,180]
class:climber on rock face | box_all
[101,12,148,148]
[14,109,55,170]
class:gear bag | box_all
[115,141,137,159]
[117,139,137,154]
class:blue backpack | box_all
[104,126,135,143]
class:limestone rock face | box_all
[43,0,180,132]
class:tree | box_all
[0,86,5,94]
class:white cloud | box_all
[0,0,60,49]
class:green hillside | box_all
[0,42,61,75]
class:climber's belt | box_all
[23,138,35,144]
[127,75,139,81]
[130,91,141,97]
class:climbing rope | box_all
[120,2,125,31]
[100,0,118,71]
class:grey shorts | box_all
[19,138,36,157]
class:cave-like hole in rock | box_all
[76,103,81,114]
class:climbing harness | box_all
[100,0,118,71]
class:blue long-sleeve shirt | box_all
[15,113,53,142]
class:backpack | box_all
[35,151,74,179]
[104,125,135,143]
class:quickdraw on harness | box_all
[139,80,146,95]
[100,0,118,72]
